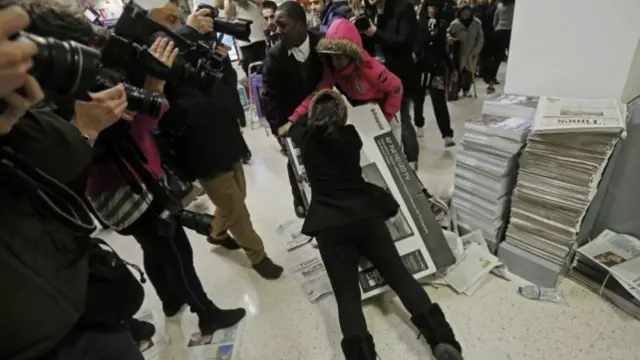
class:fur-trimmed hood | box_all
[316,19,364,62]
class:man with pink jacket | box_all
[280,19,404,138]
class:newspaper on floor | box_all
[290,255,333,303]
[577,229,640,301]
[532,97,627,135]
[441,230,502,295]
[136,311,169,360]
[276,219,313,251]
[187,323,244,360]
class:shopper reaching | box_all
[447,4,483,97]
[289,89,463,360]
[281,19,403,143]
[414,1,457,147]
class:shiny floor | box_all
[102,73,640,360]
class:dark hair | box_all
[0,0,108,46]
[308,90,347,137]
[277,1,308,25]
[262,0,278,12]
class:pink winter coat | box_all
[289,19,403,122]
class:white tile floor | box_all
[102,73,640,360]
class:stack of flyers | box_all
[187,323,244,360]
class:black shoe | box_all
[411,303,463,360]
[198,304,246,337]
[207,234,241,250]
[128,318,156,343]
[242,152,252,164]
[341,333,377,360]
[252,257,283,279]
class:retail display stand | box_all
[285,101,455,300]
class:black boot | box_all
[197,302,247,336]
[411,303,463,360]
[340,333,377,360]
[128,318,156,343]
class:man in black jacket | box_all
[361,0,420,169]
[261,1,324,218]
[151,3,283,279]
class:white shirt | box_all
[288,34,310,63]
[233,1,267,46]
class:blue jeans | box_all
[400,96,419,163]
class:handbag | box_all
[81,237,146,327]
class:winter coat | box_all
[289,19,403,122]
[447,6,484,72]
[319,2,347,33]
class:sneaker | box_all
[486,85,496,94]
[444,137,456,148]
[252,257,283,279]
[416,127,424,138]
[207,233,241,250]
[198,305,246,337]
[241,152,252,164]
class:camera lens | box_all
[122,84,165,118]
[25,33,102,97]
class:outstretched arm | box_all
[288,71,336,123]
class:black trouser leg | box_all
[316,224,368,337]
[429,86,453,139]
[413,71,427,128]
[317,218,433,337]
[494,29,512,63]
[122,209,211,313]
[356,219,432,316]
[459,69,472,93]
[287,160,304,208]
[54,330,143,360]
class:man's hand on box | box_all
[0,6,38,98]
[0,76,43,135]
[72,85,127,141]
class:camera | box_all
[15,32,165,118]
[195,4,253,42]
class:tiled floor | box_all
[102,73,640,359]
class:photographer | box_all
[0,5,148,360]
[151,1,283,279]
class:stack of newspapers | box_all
[453,94,538,245]
[572,229,640,318]
[504,97,627,265]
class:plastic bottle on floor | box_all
[517,285,564,304]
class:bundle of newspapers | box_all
[453,94,537,247]
[504,97,627,266]
[572,229,640,319]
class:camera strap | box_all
[0,147,97,235]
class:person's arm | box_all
[493,6,500,29]
[223,0,237,18]
[360,60,403,120]
[288,71,335,123]
[343,124,363,151]
[371,4,417,52]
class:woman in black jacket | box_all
[413,2,457,147]
[291,89,463,360]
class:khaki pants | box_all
[200,162,266,264]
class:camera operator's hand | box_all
[145,37,179,92]
[0,76,43,134]
[187,8,214,35]
[72,85,127,142]
[0,6,38,98]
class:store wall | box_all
[505,0,640,103]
